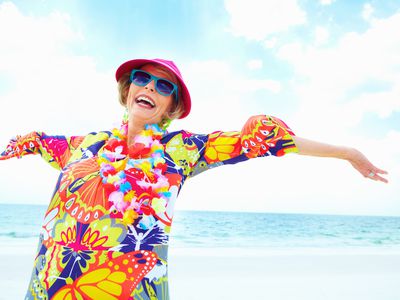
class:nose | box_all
[144,79,156,93]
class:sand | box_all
[169,247,400,300]
[1,240,399,300]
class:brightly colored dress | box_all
[1,115,298,300]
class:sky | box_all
[0,0,399,216]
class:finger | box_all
[367,165,388,176]
[375,168,388,175]
[374,174,389,183]
[368,164,388,174]
[368,172,389,184]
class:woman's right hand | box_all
[0,132,40,160]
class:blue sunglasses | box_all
[129,69,179,103]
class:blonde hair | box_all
[117,64,186,126]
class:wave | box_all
[0,231,39,239]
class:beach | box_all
[1,240,399,300]
[169,247,400,300]
[1,206,400,300]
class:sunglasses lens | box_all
[132,71,151,85]
[157,79,175,95]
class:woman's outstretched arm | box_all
[0,131,85,170]
[292,136,389,183]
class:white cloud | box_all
[224,0,306,41]
[276,12,400,138]
[246,59,263,70]
[0,2,120,139]
[341,85,400,123]
[0,2,82,58]
[241,78,281,93]
[175,59,282,134]
[362,3,374,22]
[319,0,335,5]
[262,11,400,216]
[263,37,278,49]
[314,26,330,45]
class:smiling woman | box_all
[0,57,388,300]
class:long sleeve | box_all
[0,131,85,170]
[163,115,298,178]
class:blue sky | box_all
[0,0,399,216]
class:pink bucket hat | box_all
[115,58,191,119]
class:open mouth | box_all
[135,95,156,109]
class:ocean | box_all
[0,203,399,251]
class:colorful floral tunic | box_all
[1,115,298,300]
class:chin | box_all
[129,111,160,124]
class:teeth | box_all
[136,96,155,107]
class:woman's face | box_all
[126,64,176,125]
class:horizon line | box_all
[0,202,398,218]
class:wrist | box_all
[340,146,356,161]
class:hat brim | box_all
[115,59,191,119]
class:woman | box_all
[1,58,388,300]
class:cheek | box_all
[125,88,130,102]
[126,85,136,106]
[160,98,173,115]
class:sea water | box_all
[1,203,399,252]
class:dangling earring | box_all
[159,118,172,131]
[123,107,129,123]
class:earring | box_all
[159,118,172,130]
[123,107,129,123]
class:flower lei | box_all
[97,111,170,227]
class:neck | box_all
[127,118,146,146]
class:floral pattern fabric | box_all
[1,114,298,300]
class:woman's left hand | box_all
[346,148,389,183]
